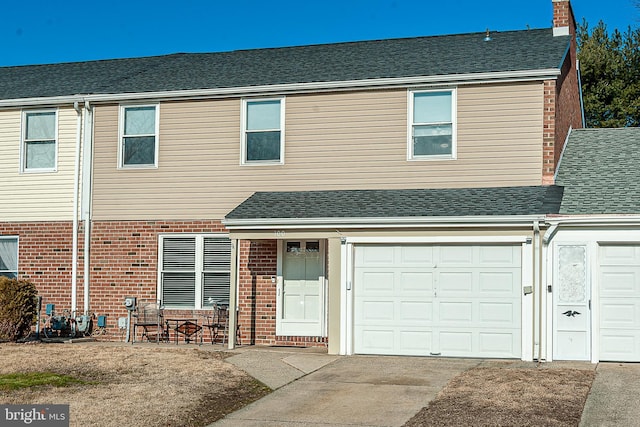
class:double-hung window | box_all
[119,105,159,167]
[159,235,231,309]
[0,237,18,279]
[242,98,284,164]
[409,89,456,160]
[22,110,57,172]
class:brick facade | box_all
[88,219,227,340]
[1,221,81,313]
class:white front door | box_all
[553,244,591,360]
[276,240,325,336]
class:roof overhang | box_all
[222,214,548,230]
[0,68,562,108]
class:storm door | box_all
[276,240,326,336]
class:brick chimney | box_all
[552,0,576,36]
[542,0,583,185]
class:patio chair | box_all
[208,304,241,345]
[132,300,168,343]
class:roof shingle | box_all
[225,186,564,221]
[0,29,569,100]
[556,128,640,214]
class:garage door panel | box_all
[600,268,640,296]
[400,246,435,265]
[400,271,434,293]
[399,301,433,322]
[600,245,640,265]
[438,302,473,323]
[438,271,473,292]
[600,332,640,362]
[400,330,433,353]
[354,244,521,358]
[359,300,395,322]
[479,302,517,324]
[600,302,640,328]
[439,246,474,265]
[479,245,521,266]
[479,331,519,356]
[479,270,521,296]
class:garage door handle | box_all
[430,352,441,356]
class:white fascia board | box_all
[222,215,547,230]
[346,235,529,244]
[545,215,640,227]
[0,69,561,108]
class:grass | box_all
[404,365,595,427]
[0,342,271,427]
[0,372,88,390]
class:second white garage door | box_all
[354,244,522,358]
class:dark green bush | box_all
[0,277,38,341]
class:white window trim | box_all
[0,236,19,278]
[157,233,231,310]
[20,109,58,173]
[407,88,457,161]
[240,97,285,166]
[118,104,160,169]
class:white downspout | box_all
[71,101,83,316]
[82,101,93,315]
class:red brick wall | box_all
[237,239,327,347]
[89,219,226,340]
[543,0,582,184]
[1,221,81,313]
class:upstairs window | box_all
[22,110,57,172]
[159,235,231,309]
[0,237,18,279]
[242,98,284,164]
[119,105,158,167]
[409,89,456,160]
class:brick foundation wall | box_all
[1,221,82,313]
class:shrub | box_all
[0,277,38,341]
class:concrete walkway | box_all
[213,347,640,427]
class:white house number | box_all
[275,230,286,237]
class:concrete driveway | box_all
[212,347,640,427]
[213,350,478,427]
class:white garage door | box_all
[354,244,522,358]
[599,245,640,362]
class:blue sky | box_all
[1,0,638,67]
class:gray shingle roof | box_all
[225,186,564,221]
[556,128,640,214]
[0,29,569,100]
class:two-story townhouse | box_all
[0,0,584,361]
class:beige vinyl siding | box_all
[0,107,79,221]
[92,82,543,220]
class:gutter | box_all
[71,101,82,316]
[0,68,562,108]
[222,215,549,230]
[82,101,93,316]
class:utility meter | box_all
[124,297,137,311]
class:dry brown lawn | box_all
[404,365,595,427]
[0,342,270,427]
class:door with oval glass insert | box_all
[276,240,325,336]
